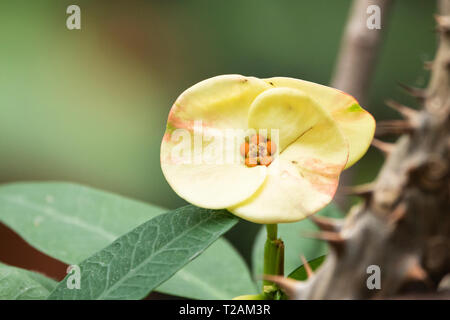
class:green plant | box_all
[0,182,342,300]
[0,74,372,300]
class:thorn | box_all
[445,58,450,70]
[342,182,375,199]
[301,230,345,255]
[301,230,343,242]
[300,255,314,278]
[405,261,428,282]
[309,215,342,232]
[262,275,303,298]
[385,99,419,121]
[435,15,450,33]
[423,60,433,70]
[375,120,415,136]
[398,82,426,100]
[372,138,395,155]
[388,202,407,225]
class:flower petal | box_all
[161,75,271,209]
[247,87,325,152]
[264,77,375,169]
[230,88,348,223]
[161,160,267,209]
[167,74,271,131]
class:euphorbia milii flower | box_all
[161,75,375,223]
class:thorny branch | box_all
[270,0,450,299]
[332,0,393,208]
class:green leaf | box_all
[48,205,238,300]
[252,203,343,282]
[157,238,257,299]
[288,255,326,281]
[0,182,166,264]
[23,268,58,292]
[0,182,255,299]
[0,262,57,300]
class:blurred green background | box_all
[0,0,436,269]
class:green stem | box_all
[263,224,284,296]
[266,224,277,240]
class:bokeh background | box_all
[0,0,437,285]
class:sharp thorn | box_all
[405,261,428,282]
[423,60,433,70]
[375,120,415,136]
[302,231,345,255]
[372,138,395,155]
[301,230,343,242]
[262,275,303,299]
[309,215,342,232]
[385,99,419,121]
[388,202,407,225]
[435,15,450,33]
[300,255,314,278]
[444,58,450,70]
[398,82,426,100]
[341,182,375,199]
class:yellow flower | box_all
[161,75,375,223]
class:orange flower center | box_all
[240,134,277,167]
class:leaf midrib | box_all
[95,213,228,300]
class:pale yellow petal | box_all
[161,75,271,209]
[247,87,323,152]
[168,74,271,131]
[161,161,267,209]
[230,88,348,223]
[264,77,375,168]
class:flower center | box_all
[240,134,277,167]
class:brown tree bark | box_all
[331,0,392,105]
[269,1,450,299]
[332,0,393,209]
